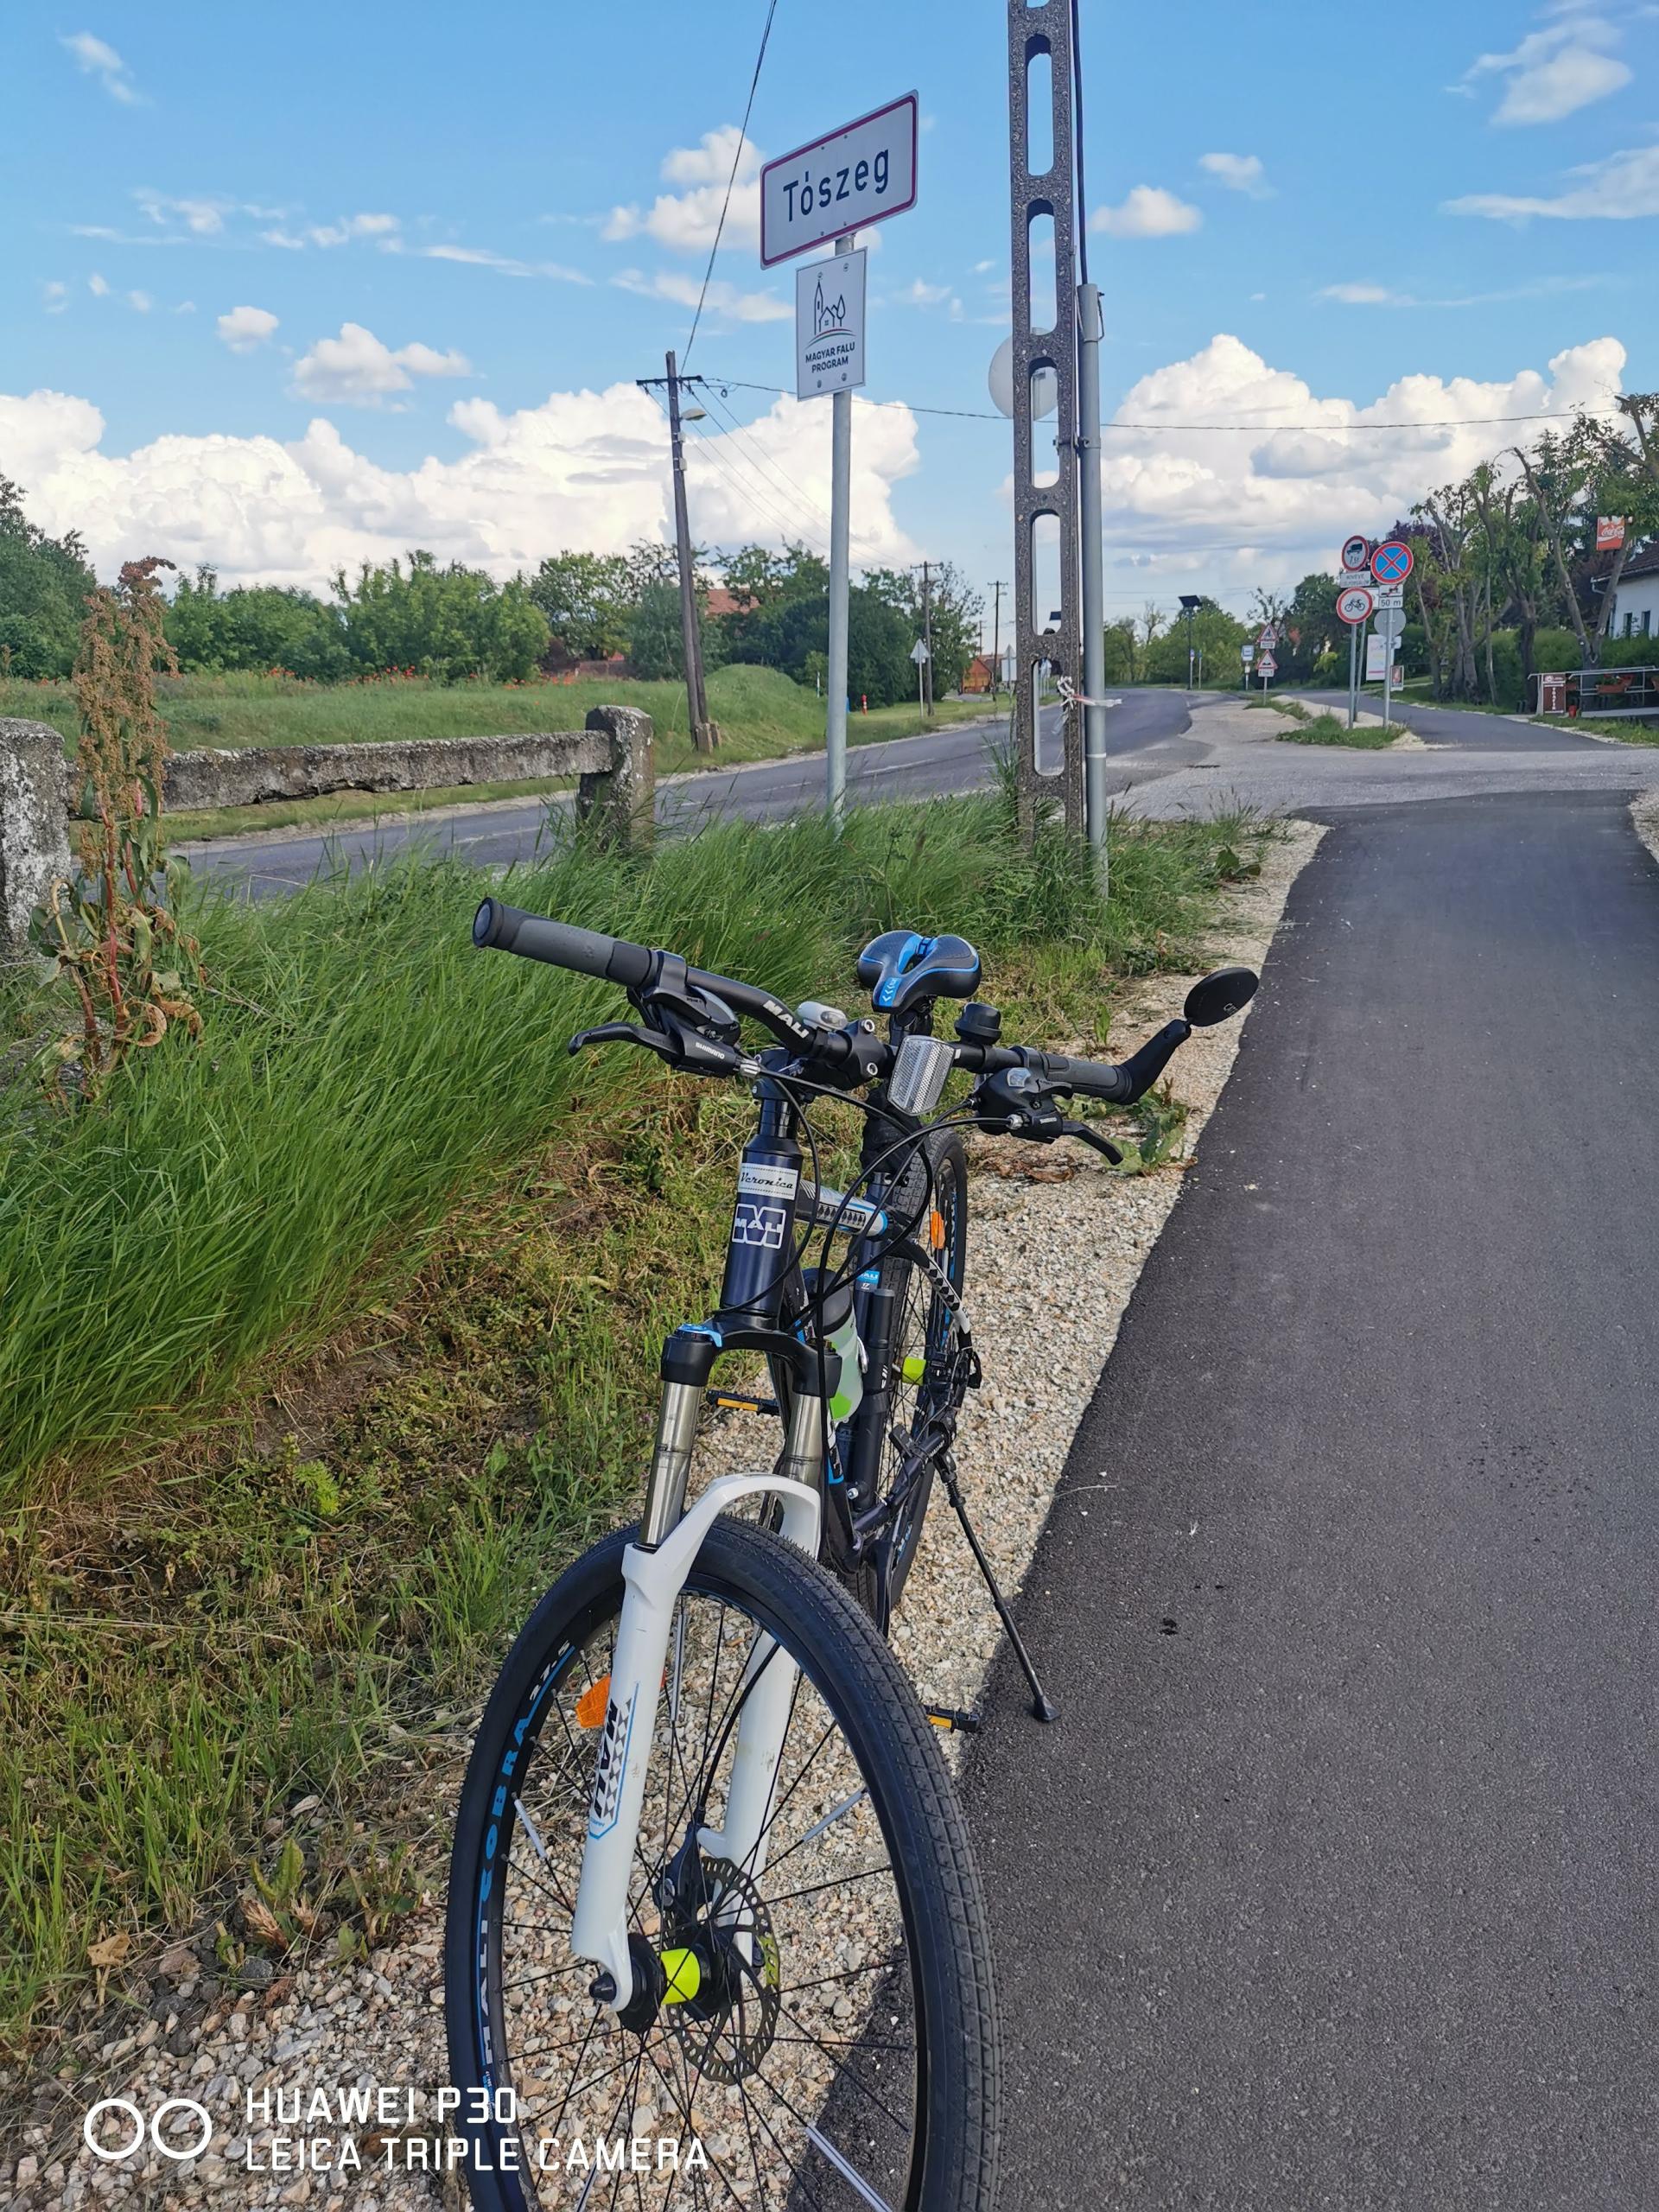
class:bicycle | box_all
[446,896,1257,2211]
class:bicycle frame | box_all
[569,1075,882,2014]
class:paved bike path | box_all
[964,791,1659,2209]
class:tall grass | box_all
[0,793,1245,1495]
[0,791,1264,2051]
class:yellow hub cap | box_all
[659,1947,702,2005]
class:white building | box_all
[1605,543,1659,645]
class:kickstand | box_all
[938,1453,1057,1724]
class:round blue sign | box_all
[1370,539,1413,585]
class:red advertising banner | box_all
[1596,516,1626,552]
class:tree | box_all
[167,566,350,680]
[1143,601,1249,686]
[527,551,633,663]
[332,551,550,682]
[627,581,690,681]
[0,476,96,678]
[721,544,830,680]
[863,563,983,698]
[846,587,912,707]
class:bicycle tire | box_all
[445,1516,999,2212]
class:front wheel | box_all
[446,1517,999,2212]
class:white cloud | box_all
[1465,17,1630,124]
[1083,330,1626,592]
[1448,143,1659,220]
[612,268,790,323]
[61,31,141,105]
[1321,283,1407,305]
[43,282,68,315]
[306,212,401,248]
[0,381,918,586]
[217,304,279,353]
[404,242,592,283]
[1090,186,1202,238]
[1199,152,1272,199]
[88,271,110,297]
[899,279,952,307]
[136,192,231,235]
[289,323,474,405]
[127,291,152,314]
[605,125,763,253]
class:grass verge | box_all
[0,790,1270,2055]
[3,662,990,762]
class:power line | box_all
[683,0,780,369]
[697,384,836,539]
[700,374,1586,434]
[642,382,825,550]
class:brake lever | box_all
[1058,1119,1123,1166]
[568,1021,678,1063]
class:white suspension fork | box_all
[569,1470,823,2011]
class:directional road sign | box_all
[1370,539,1414,586]
[1340,534,1371,574]
[910,639,930,664]
[1337,586,1374,626]
[760,95,919,266]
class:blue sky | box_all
[2,0,1652,620]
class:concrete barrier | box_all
[0,705,655,957]
[0,719,73,967]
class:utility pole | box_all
[1007,0,1084,844]
[652,352,715,753]
[921,560,933,711]
[989,580,1007,697]
[1077,282,1108,887]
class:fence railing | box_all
[1531,665,1659,719]
[0,706,654,963]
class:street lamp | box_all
[1179,594,1203,695]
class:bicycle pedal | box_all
[704,1391,780,1418]
[923,1704,982,1734]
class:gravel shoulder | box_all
[3,823,1323,2212]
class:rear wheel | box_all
[446,1517,999,2212]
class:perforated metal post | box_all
[1007,0,1084,840]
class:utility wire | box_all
[683,0,780,370]
[701,377,1586,433]
[697,385,836,538]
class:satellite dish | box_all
[988,337,1058,422]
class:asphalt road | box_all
[963,790,1659,2209]
[189,692,1200,898]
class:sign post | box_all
[1337,580,1374,728]
[911,637,931,719]
[764,98,918,826]
[1369,541,1414,732]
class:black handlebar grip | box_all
[1035,1051,1134,1104]
[471,899,654,990]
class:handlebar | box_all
[473,899,654,989]
[473,896,1218,1112]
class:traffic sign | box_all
[760,94,919,266]
[1240,644,1255,663]
[1337,586,1373,626]
[796,248,867,397]
[1370,539,1414,586]
[1258,652,1277,677]
[910,639,930,664]
[1340,534,1371,574]
[1257,625,1277,649]
[1373,583,1404,612]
